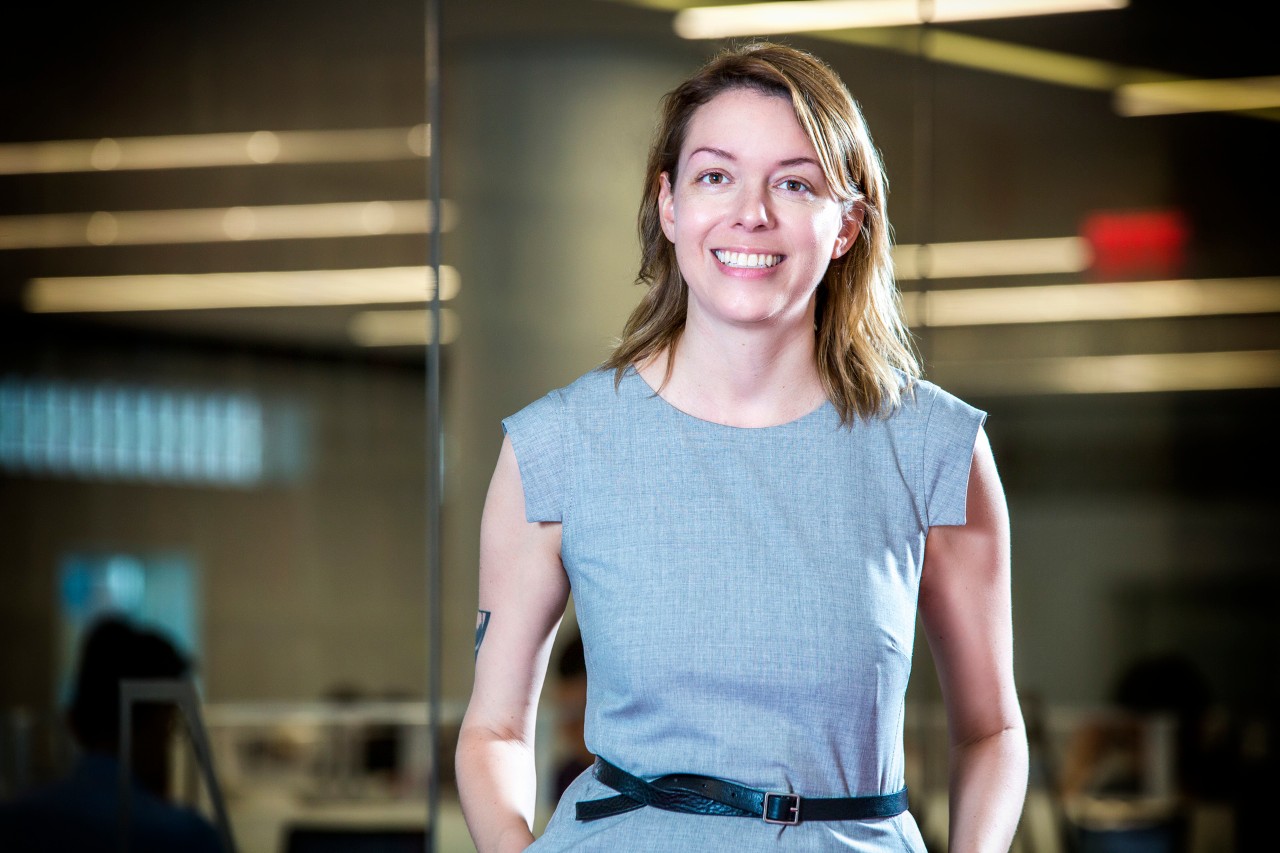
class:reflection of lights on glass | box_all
[26,266,458,312]
[245,130,280,163]
[137,391,156,479]
[0,378,286,486]
[47,382,67,473]
[222,207,256,240]
[361,201,395,234]
[85,212,118,246]
[203,399,219,480]
[104,555,146,611]
[2,200,455,249]
[935,350,1280,396]
[348,308,460,347]
[158,394,177,480]
[89,138,121,170]
[0,127,429,175]
[180,394,197,480]
[249,401,265,481]
[70,385,91,474]
[91,387,108,475]
[894,237,1091,280]
[407,124,430,157]
[902,278,1280,327]
[0,379,18,468]
[61,563,94,615]
[22,384,40,470]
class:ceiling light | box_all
[1115,76,1280,117]
[348,309,460,347]
[934,350,1280,395]
[894,237,1091,279]
[673,0,1127,40]
[0,126,428,176]
[0,201,457,250]
[901,277,1280,327]
[24,266,459,313]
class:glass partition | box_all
[1,1,443,850]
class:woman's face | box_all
[658,87,859,335]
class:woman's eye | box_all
[698,172,727,185]
[780,178,811,193]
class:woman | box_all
[456,42,1027,851]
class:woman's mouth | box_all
[713,250,783,269]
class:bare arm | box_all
[456,436,571,853]
[919,428,1028,852]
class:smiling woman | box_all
[655,90,856,364]
[455,42,1027,853]
[608,43,916,425]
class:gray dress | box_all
[503,367,985,851]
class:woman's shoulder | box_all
[560,366,624,403]
[506,367,629,427]
[892,373,984,423]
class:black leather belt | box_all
[575,758,908,825]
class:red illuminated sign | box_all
[1081,209,1189,280]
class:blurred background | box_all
[1,1,1276,851]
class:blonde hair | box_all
[604,42,918,422]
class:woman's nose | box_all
[732,183,772,230]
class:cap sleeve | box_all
[501,390,566,523]
[920,384,987,528]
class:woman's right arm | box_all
[456,435,571,853]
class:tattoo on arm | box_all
[475,609,491,659]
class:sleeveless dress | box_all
[503,367,985,852]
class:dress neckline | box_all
[622,366,832,432]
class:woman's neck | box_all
[638,312,826,428]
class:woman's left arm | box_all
[919,427,1028,853]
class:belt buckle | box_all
[762,791,801,825]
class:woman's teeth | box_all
[714,250,781,269]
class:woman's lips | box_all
[713,249,783,269]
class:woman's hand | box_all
[919,428,1028,853]
[456,436,571,853]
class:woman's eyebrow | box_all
[686,147,821,170]
[687,146,735,161]
[778,156,821,168]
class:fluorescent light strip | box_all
[0,200,457,249]
[24,266,459,313]
[1115,76,1280,117]
[894,237,1091,279]
[935,350,1280,395]
[0,126,429,176]
[901,277,1280,326]
[620,1,1280,119]
[811,26,1280,120]
[673,0,1126,40]
[349,308,460,347]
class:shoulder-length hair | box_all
[603,41,919,423]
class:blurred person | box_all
[0,615,221,852]
[1060,653,1228,853]
[456,42,1025,851]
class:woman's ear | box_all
[831,204,865,259]
[658,172,676,242]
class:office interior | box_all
[0,0,1276,851]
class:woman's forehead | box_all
[680,88,818,164]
